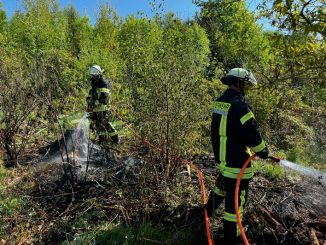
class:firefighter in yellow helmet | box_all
[86,65,119,145]
[206,68,269,244]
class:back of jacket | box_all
[211,89,266,179]
[88,77,111,112]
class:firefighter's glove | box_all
[256,147,269,159]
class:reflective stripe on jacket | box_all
[211,89,266,179]
[88,77,111,112]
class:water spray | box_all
[267,155,326,185]
[236,154,326,245]
[279,159,326,185]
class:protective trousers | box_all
[206,174,249,244]
[89,111,118,143]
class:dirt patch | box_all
[245,175,326,245]
[191,156,326,244]
[3,150,325,244]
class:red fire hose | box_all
[185,160,213,245]
[111,111,213,245]
[235,155,281,245]
[235,154,256,245]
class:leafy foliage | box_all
[259,0,326,36]
[118,14,210,175]
[0,0,325,169]
[195,0,271,78]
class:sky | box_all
[0,0,201,21]
[0,0,269,28]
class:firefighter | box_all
[206,68,269,244]
[86,65,120,145]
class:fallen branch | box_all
[257,204,287,233]
[309,228,319,245]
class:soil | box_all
[245,175,326,245]
[9,135,325,244]
[196,156,326,245]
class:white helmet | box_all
[222,68,257,86]
[89,65,104,76]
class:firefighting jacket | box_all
[211,88,267,179]
[87,77,111,113]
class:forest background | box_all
[1,0,325,168]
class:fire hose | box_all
[111,111,213,245]
[235,155,281,245]
[110,109,283,245]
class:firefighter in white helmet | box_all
[86,65,119,144]
[206,68,268,244]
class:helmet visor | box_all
[247,71,257,86]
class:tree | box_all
[0,0,87,165]
[195,0,271,78]
[0,2,6,33]
[64,5,84,58]
[259,0,326,36]
[80,4,121,80]
[119,14,210,176]
[0,38,43,165]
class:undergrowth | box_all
[0,148,324,244]
[63,223,204,245]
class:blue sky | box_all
[0,0,268,27]
[0,0,262,18]
[0,0,200,20]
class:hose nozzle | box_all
[269,156,281,163]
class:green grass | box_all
[0,195,21,216]
[63,223,204,245]
[253,159,286,179]
[0,163,6,179]
[0,165,23,237]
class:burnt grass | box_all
[5,149,326,244]
[245,176,326,245]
